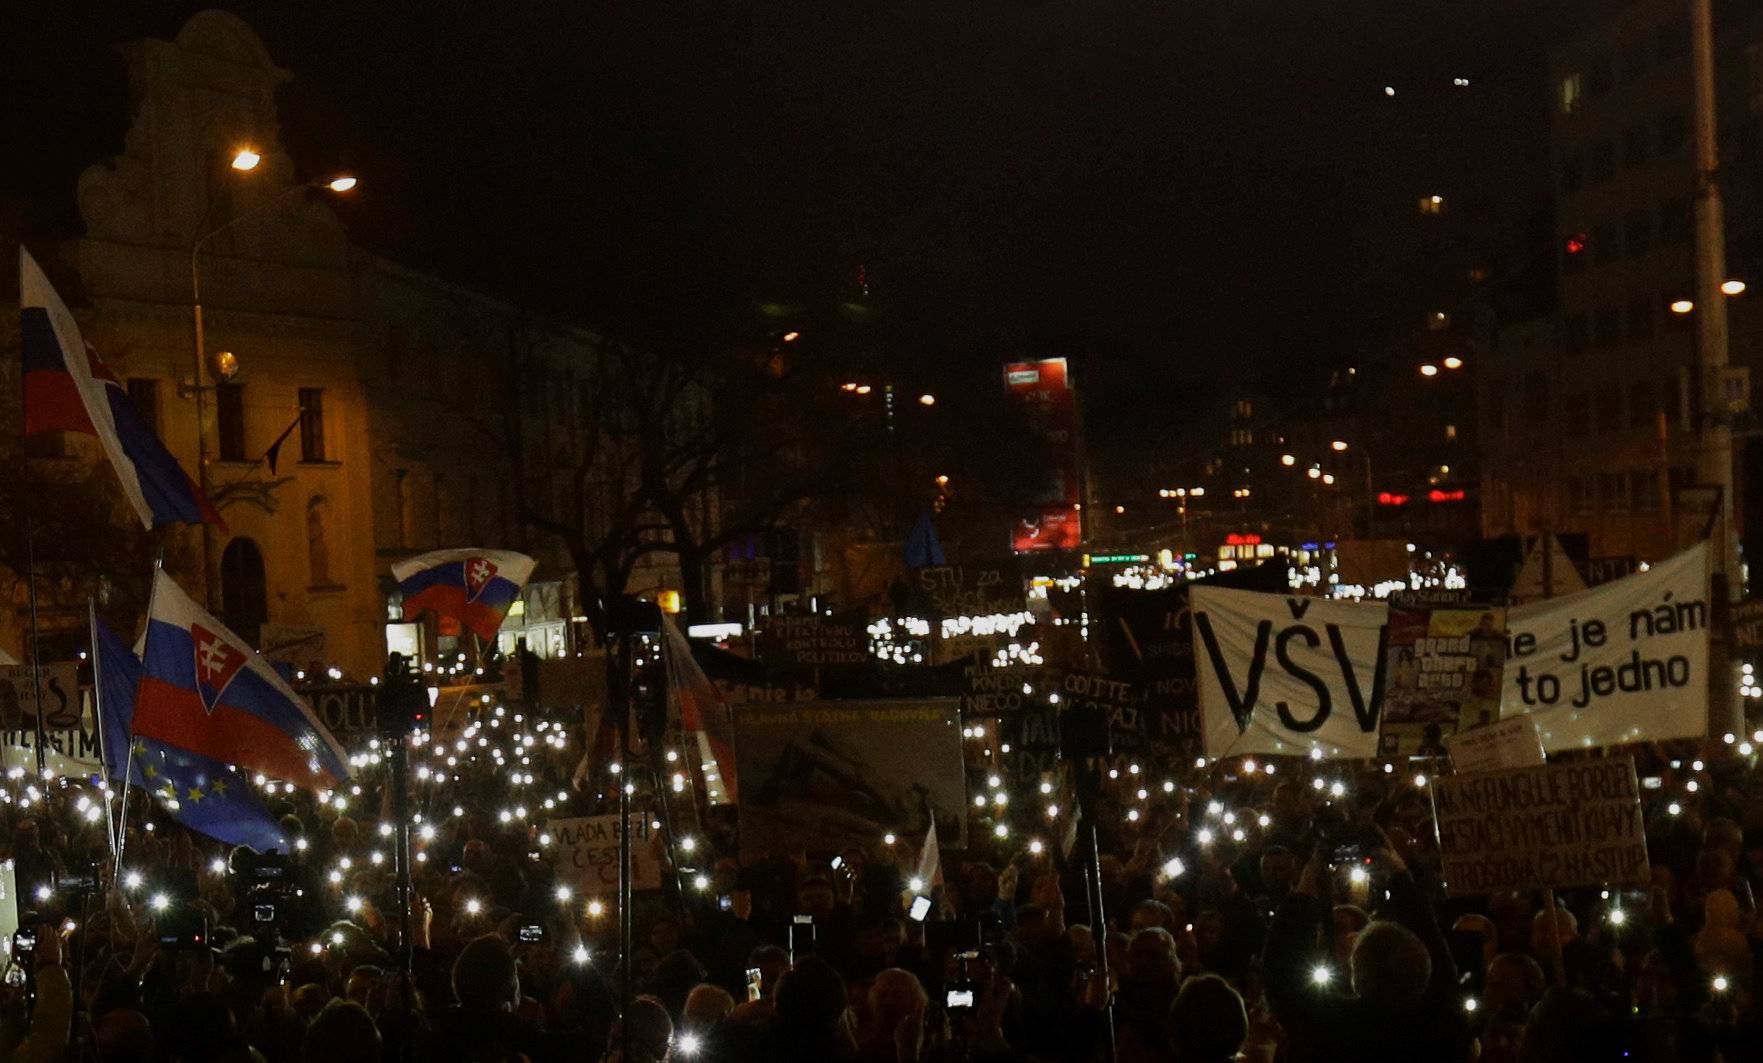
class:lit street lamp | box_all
[188,164,357,604]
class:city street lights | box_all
[188,168,357,605]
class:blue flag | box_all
[903,510,947,568]
[95,622,289,853]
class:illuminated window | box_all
[1418,195,1445,215]
[1444,424,1458,442]
[1560,73,1583,114]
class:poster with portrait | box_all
[1378,606,1506,757]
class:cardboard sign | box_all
[1434,758,1650,897]
[899,563,1025,620]
[1379,606,1505,757]
[548,814,663,894]
[1732,597,1763,653]
[759,616,870,666]
[1444,716,1546,775]
[1191,587,1390,759]
[734,699,966,853]
[1500,543,1708,752]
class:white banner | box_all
[1500,543,1709,752]
[1191,587,1390,759]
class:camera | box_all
[156,905,210,951]
[517,923,546,944]
[52,862,102,895]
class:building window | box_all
[1658,197,1691,244]
[1624,210,1652,258]
[1656,21,1687,65]
[1561,154,1584,195]
[1524,372,1551,423]
[1565,311,1592,353]
[1560,73,1584,114]
[216,382,245,462]
[298,388,327,463]
[1656,113,1688,156]
[1630,379,1660,430]
[1621,37,1652,82]
[1444,423,1458,442]
[1232,399,1253,419]
[1586,54,1615,96]
[1563,392,1590,436]
[1418,194,1445,215]
[307,495,333,587]
[1632,469,1662,512]
[1626,293,1655,340]
[1600,472,1630,513]
[126,377,160,434]
[1597,384,1624,434]
[1569,475,1595,513]
[220,537,267,647]
[1229,428,1254,447]
[1587,140,1617,183]
[1623,126,1651,168]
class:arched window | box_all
[221,537,268,646]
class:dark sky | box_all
[6,1,1607,422]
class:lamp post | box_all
[186,156,356,605]
[1332,440,1376,539]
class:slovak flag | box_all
[19,248,220,529]
[133,570,349,789]
[391,548,535,640]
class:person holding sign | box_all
[1263,839,1473,1062]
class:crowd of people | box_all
[0,669,1759,1063]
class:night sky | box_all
[5,1,1608,445]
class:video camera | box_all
[51,860,102,897]
[376,653,430,739]
[231,849,305,934]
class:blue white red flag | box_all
[391,549,535,640]
[95,621,289,852]
[19,248,221,530]
[133,570,349,790]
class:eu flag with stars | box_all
[96,622,289,853]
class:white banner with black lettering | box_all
[1191,587,1390,759]
[1500,542,1709,752]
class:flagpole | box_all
[117,558,164,883]
[88,598,119,860]
[24,528,50,784]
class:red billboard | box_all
[1004,358,1084,552]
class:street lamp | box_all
[1330,440,1348,452]
[1419,363,1440,377]
[1280,453,1296,466]
[1670,298,1695,315]
[188,168,357,605]
[1441,355,1464,370]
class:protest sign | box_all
[548,814,663,893]
[734,699,966,854]
[898,562,1025,620]
[0,664,81,728]
[1444,716,1545,775]
[1732,597,1763,654]
[1094,563,1291,755]
[1191,587,1390,759]
[1434,757,1650,897]
[759,615,870,667]
[1378,605,1505,757]
[1500,543,1708,752]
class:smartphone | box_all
[1641,776,1663,790]
[831,856,843,870]
[945,986,975,1009]
[517,923,546,944]
[909,896,932,922]
[789,915,815,960]
[745,967,763,1003]
[718,895,733,913]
